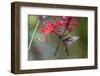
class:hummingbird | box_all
[54,36,80,56]
[63,36,80,45]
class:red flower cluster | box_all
[39,16,79,43]
[40,21,58,43]
[66,17,79,32]
[40,21,57,35]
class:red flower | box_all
[73,21,78,26]
[67,17,73,21]
[35,38,39,42]
[67,28,74,32]
[40,21,58,43]
[64,22,70,28]
[52,17,58,22]
[65,17,79,32]
[47,21,57,31]
[40,27,50,35]
[40,21,57,35]
[56,21,64,27]
[39,16,79,43]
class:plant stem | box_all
[28,20,40,51]
[54,42,61,56]
[54,17,72,56]
[54,24,67,56]
[64,46,69,56]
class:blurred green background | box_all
[28,15,88,60]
